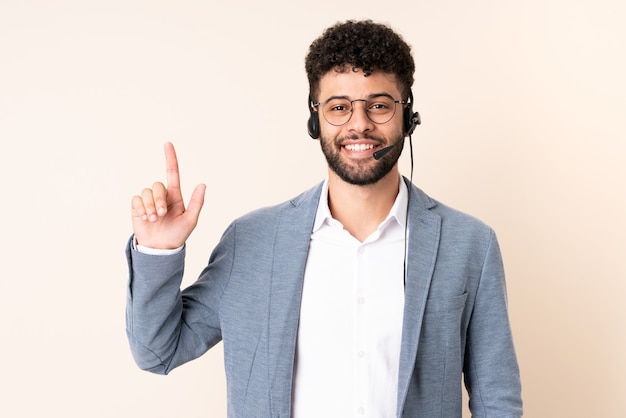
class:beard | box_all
[320,132,405,186]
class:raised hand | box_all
[131,142,206,249]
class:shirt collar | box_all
[312,176,409,234]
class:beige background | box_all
[1,1,625,417]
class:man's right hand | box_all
[130,142,206,250]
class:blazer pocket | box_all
[423,292,468,315]
[416,292,469,391]
[418,292,468,360]
[414,292,469,417]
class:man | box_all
[127,20,522,417]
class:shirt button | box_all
[357,406,366,414]
[358,247,365,255]
[357,350,366,358]
[357,296,366,305]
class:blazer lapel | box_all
[267,183,322,416]
[396,179,442,413]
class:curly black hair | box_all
[305,20,415,101]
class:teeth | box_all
[345,144,375,151]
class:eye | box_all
[368,100,392,113]
[325,100,351,114]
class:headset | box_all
[307,91,420,139]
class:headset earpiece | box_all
[403,91,421,136]
[307,95,320,139]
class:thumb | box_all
[185,183,206,223]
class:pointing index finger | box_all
[164,141,181,193]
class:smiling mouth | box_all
[344,143,376,152]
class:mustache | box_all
[338,133,385,144]
[343,133,382,141]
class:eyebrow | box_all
[322,92,396,102]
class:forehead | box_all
[318,69,401,99]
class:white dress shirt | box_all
[292,177,408,418]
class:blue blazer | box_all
[126,179,522,417]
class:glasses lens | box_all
[322,99,352,126]
[321,97,398,126]
[366,97,397,124]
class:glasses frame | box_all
[312,94,407,127]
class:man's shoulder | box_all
[232,181,324,227]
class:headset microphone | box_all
[373,142,398,160]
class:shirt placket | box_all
[354,244,368,416]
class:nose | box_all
[347,100,374,133]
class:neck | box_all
[327,168,401,242]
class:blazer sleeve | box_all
[125,222,235,374]
[464,230,523,417]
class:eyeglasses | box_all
[312,94,407,126]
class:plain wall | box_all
[1,1,624,416]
